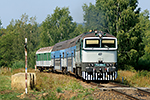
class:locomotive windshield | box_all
[85,39,116,48]
[101,39,115,48]
[85,39,100,48]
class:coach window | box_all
[47,53,48,61]
[38,54,40,61]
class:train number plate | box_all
[95,64,106,66]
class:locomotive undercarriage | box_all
[82,71,117,80]
[82,66,117,80]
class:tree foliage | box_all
[0,14,40,68]
[40,7,77,47]
[0,7,82,68]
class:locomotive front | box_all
[79,31,118,80]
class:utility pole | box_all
[24,38,27,94]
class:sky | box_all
[0,0,149,28]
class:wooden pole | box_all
[25,38,27,94]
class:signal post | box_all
[24,38,27,94]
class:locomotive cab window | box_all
[85,39,100,48]
[101,39,115,48]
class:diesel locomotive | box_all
[36,30,118,80]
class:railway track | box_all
[90,81,150,100]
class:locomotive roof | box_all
[36,46,53,54]
[52,31,116,51]
[82,31,115,39]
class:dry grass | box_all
[1,67,150,99]
[0,67,36,76]
[116,70,150,87]
[35,72,98,99]
[35,72,84,93]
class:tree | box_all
[0,13,40,68]
[0,33,14,67]
[40,7,77,47]
[69,24,85,39]
[83,3,99,31]
[138,10,150,70]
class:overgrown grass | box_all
[116,70,150,87]
[0,67,98,100]
[1,67,150,100]
[35,72,97,99]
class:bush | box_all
[136,70,150,77]
[138,57,150,71]
[120,64,136,72]
[12,60,25,69]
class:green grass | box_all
[0,75,11,91]
[0,75,21,100]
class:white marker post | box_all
[25,38,27,94]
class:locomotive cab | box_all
[81,31,118,80]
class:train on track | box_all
[36,30,118,81]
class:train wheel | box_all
[63,68,67,75]
[75,68,79,78]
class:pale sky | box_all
[0,0,149,28]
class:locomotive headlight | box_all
[88,63,94,67]
[110,63,113,67]
[106,63,109,67]
[95,30,98,36]
[99,33,102,38]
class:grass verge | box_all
[116,70,150,87]
[1,67,150,100]
[35,72,97,100]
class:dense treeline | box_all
[0,7,84,68]
[0,0,150,71]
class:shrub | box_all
[12,60,25,69]
[136,70,150,77]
